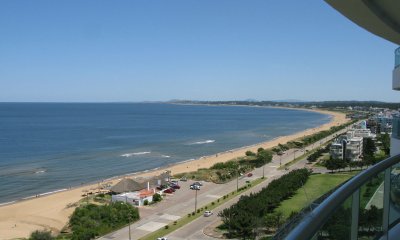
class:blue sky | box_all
[0,1,398,102]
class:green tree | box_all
[69,202,140,239]
[257,150,273,178]
[363,138,377,157]
[325,156,338,173]
[379,133,390,155]
[245,151,256,157]
[30,230,54,240]
[152,193,162,202]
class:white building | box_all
[330,134,363,162]
[112,189,158,206]
[347,128,376,139]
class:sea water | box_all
[0,103,330,203]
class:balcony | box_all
[393,47,400,90]
[275,154,400,240]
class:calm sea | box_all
[0,103,330,203]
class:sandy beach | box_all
[0,108,349,239]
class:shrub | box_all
[197,209,200,213]
[143,199,149,206]
[173,221,177,225]
[245,151,256,157]
[165,225,169,229]
[30,230,54,240]
[69,202,140,239]
[212,202,215,205]
[153,193,162,202]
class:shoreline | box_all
[0,106,331,207]
[0,108,349,240]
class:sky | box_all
[0,1,398,102]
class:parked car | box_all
[247,172,253,177]
[190,184,200,190]
[156,184,168,190]
[163,188,173,194]
[180,177,187,181]
[157,237,168,240]
[193,181,203,186]
[204,210,213,217]
[170,180,179,185]
[171,184,180,189]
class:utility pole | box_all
[194,188,198,212]
[236,170,239,192]
[125,195,132,240]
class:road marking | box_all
[137,221,167,232]
[160,214,181,221]
[206,194,221,199]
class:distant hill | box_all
[168,100,400,110]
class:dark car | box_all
[193,181,203,186]
[190,184,200,190]
[156,184,168,190]
[171,184,180,189]
[247,173,253,177]
[164,188,173,194]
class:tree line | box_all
[218,168,311,239]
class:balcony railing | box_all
[395,47,400,69]
[278,153,400,240]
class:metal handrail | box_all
[285,153,400,240]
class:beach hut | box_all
[110,178,145,194]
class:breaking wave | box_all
[189,140,215,145]
[120,152,151,157]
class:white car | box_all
[204,210,213,217]
[157,237,168,240]
[190,184,200,190]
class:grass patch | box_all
[276,172,357,218]
[139,178,265,240]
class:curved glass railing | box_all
[395,47,400,69]
[277,153,400,240]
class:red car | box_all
[164,188,174,194]
[247,173,253,177]
[171,184,180,189]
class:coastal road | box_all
[99,125,350,240]
[166,127,351,240]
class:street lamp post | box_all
[125,195,132,240]
[236,173,239,192]
[194,188,199,213]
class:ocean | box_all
[0,103,330,203]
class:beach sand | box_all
[0,108,349,239]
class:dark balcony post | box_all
[383,168,391,239]
[351,189,360,240]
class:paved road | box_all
[99,126,350,240]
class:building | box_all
[284,1,400,239]
[112,189,157,206]
[110,178,146,194]
[330,133,363,162]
